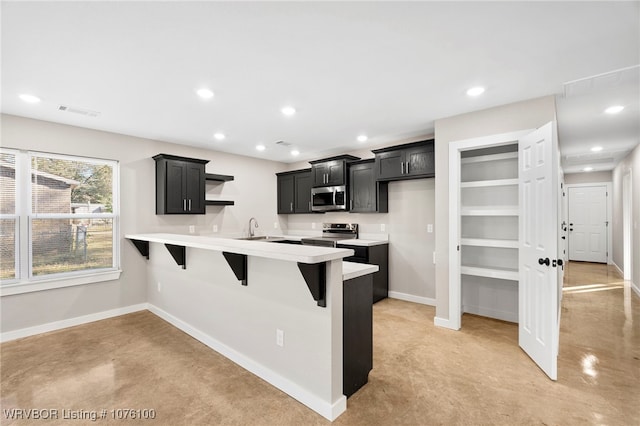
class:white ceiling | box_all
[2,1,639,169]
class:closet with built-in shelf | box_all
[458,145,519,323]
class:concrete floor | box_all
[1,262,638,425]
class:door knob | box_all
[538,257,550,266]
[569,228,573,231]
[561,236,566,240]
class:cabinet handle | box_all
[401,162,404,174]
[350,199,353,210]
[188,199,192,211]
[290,202,293,212]
[183,199,187,211]
[309,201,311,211]
[406,161,409,174]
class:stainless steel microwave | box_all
[311,185,347,212]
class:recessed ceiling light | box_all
[19,93,41,103]
[605,105,624,114]
[256,144,266,151]
[357,135,368,143]
[291,150,300,156]
[196,88,214,99]
[213,133,225,141]
[466,86,485,97]
[583,167,594,172]
[281,106,296,116]
[590,146,603,152]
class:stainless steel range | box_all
[300,223,359,247]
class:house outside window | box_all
[0,149,120,294]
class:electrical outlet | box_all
[428,224,433,233]
[380,223,386,232]
[311,222,316,229]
[157,282,162,292]
[189,225,195,234]
[276,329,284,347]
[213,225,218,233]
[274,222,278,229]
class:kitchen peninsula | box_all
[125,233,378,421]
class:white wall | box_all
[433,96,557,322]
[565,171,612,185]
[0,114,284,333]
[283,145,437,303]
[612,143,640,290]
[146,244,345,420]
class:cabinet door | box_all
[405,145,434,177]
[294,171,313,213]
[165,160,187,214]
[350,163,375,212]
[185,162,206,214]
[312,164,328,186]
[277,174,295,214]
[375,150,404,180]
[326,161,344,186]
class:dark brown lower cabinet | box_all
[337,243,389,303]
[343,273,373,397]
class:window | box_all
[0,149,120,293]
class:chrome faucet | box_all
[249,217,259,237]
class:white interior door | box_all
[568,186,608,263]
[519,122,559,380]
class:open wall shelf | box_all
[206,173,234,182]
[205,200,235,206]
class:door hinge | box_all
[457,245,460,251]
[606,221,609,226]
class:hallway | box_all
[1,262,638,425]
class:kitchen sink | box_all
[235,235,285,241]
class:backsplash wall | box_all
[285,178,436,303]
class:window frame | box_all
[0,148,21,283]
[0,148,121,296]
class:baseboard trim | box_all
[433,316,459,330]
[388,291,435,306]
[0,303,148,343]
[462,304,518,323]
[146,304,346,421]
[612,261,624,278]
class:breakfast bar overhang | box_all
[125,233,377,421]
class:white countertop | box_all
[125,233,353,264]
[342,262,379,281]
[274,234,388,247]
[335,239,387,247]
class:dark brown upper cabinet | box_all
[372,140,435,181]
[276,168,314,214]
[309,155,360,187]
[154,154,208,214]
[348,159,388,213]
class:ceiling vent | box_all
[275,140,292,147]
[58,105,100,118]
